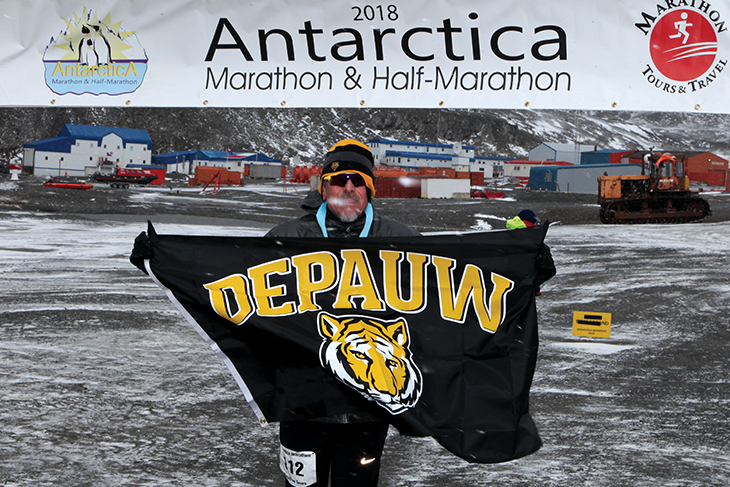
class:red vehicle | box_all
[93,163,158,188]
[470,188,505,199]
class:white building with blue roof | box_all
[368,138,474,171]
[23,124,152,177]
[473,156,509,178]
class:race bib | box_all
[279,445,317,487]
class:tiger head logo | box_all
[318,312,423,415]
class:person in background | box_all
[505,209,539,230]
[506,209,556,295]
[266,139,420,487]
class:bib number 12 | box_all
[280,445,317,487]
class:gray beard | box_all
[335,208,361,223]
[326,193,364,222]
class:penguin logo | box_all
[78,24,112,66]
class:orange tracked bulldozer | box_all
[598,152,711,224]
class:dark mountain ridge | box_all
[2,107,730,165]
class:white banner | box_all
[1,0,729,112]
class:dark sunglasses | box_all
[324,172,366,187]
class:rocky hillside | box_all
[2,107,730,165]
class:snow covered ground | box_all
[0,211,728,486]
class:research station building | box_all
[23,124,153,178]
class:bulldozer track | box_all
[600,197,711,224]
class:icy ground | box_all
[0,213,728,486]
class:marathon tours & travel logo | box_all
[42,6,148,96]
[637,1,727,95]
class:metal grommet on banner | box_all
[260,418,268,425]
[524,102,530,108]
[281,101,286,106]
[439,101,444,106]
[203,100,208,105]
[125,100,131,106]
[50,99,56,105]
[611,102,618,108]
[694,104,701,111]
[360,100,366,106]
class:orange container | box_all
[419,167,455,177]
[226,171,242,185]
[192,166,229,185]
[374,176,421,198]
[470,172,485,185]
[375,170,410,178]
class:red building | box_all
[618,151,648,165]
[685,152,728,187]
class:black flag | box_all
[135,223,547,463]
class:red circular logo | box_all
[650,9,717,82]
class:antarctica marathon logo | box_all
[637,3,727,94]
[43,6,148,96]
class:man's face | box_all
[322,172,369,223]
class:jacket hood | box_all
[301,190,324,214]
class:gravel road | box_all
[1,176,729,487]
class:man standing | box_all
[266,139,420,487]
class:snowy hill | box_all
[2,107,730,165]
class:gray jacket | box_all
[265,191,421,238]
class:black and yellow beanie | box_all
[320,139,376,195]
